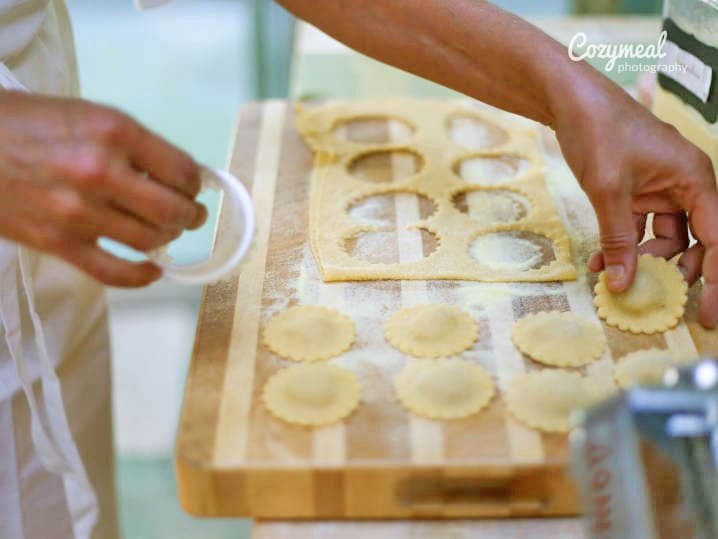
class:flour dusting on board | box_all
[461,189,529,224]
[261,245,311,321]
[469,233,543,271]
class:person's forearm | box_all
[276,0,613,127]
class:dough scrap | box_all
[594,254,688,334]
[262,363,361,426]
[505,370,609,432]
[512,311,606,367]
[384,304,479,358]
[263,305,355,361]
[395,358,495,420]
[614,348,697,389]
[296,99,577,283]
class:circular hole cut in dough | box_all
[594,254,688,334]
[512,311,606,367]
[613,348,698,390]
[384,304,479,358]
[347,150,424,183]
[454,154,533,185]
[505,370,610,433]
[447,114,509,149]
[452,188,530,226]
[395,358,495,420]
[344,228,439,264]
[263,305,356,361]
[469,231,556,271]
[347,191,437,228]
[262,363,362,427]
[333,116,415,144]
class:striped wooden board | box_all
[175,100,718,519]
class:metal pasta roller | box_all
[571,358,718,539]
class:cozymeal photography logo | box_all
[568,30,687,75]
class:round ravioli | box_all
[594,254,687,334]
[263,305,355,361]
[614,348,697,389]
[262,363,361,426]
[512,311,606,367]
[384,304,479,358]
[395,358,495,420]
[505,370,609,432]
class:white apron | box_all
[0,1,169,537]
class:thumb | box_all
[592,190,638,292]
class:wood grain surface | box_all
[175,100,718,520]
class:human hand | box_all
[551,76,718,328]
[0,91,207,287]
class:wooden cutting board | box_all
[175,100,718,520]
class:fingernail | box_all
[606,264,625,286]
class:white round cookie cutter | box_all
[147,167,255,285]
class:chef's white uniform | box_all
[0,1,167,538]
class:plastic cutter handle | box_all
[147,166,255,285]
